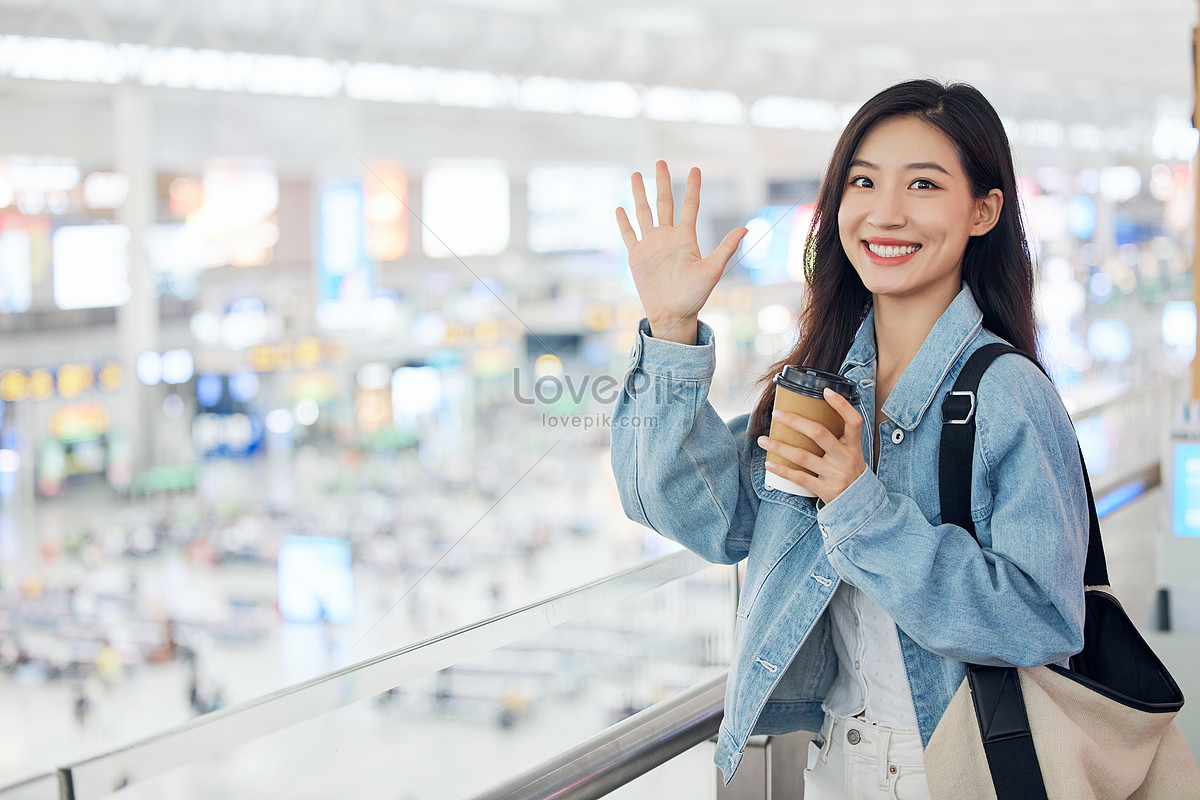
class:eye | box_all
[849,176,872,188]
[911,178,937,190]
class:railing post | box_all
[714,731,813,799]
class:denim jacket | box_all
[608,283,1088,786]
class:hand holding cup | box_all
[757,369,866,505]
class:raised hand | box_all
[616,160,748,344]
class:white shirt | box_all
[822,581,920,731]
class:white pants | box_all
[803,714,932,800]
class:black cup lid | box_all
[774,365,860,403]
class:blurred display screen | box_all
[1086,319,1131,362]
[741,204,814,284]
[528,166,626,253]
[392,366,441,418]
[364,162,409,261]
[421,163,509,258]
[192,413,264,458]
[0,229,32,311]
[1162,301,1197,351]
[52,224,132,309]
[277,535,355,623]
[1173,442,1200,538]
[186,165,280,268]
[317,180,375,330]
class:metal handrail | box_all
[1065,375,1184,423]
[466,672,727,800]
[0,549,712,800]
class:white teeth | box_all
[867,242,919,257]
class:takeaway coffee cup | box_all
[765,366,861,497]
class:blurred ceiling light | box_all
[221,298,268,349]
[1099,166,1142,203]
[82,171,128,210]
[1150,164,1172,201]
[294,398,319,426]
[533,354,563,378]
[137,351,163,386]
[0,34,1174,157]
[391,367,440,417]
[575,81,640,119]
[749,96,840,131]
[1152,116,1199,161]
[190,310,222,345]
[757,305,792,335]
[1068,124,1105,152]
[357,362,392,391]
[28,369,53,400]
[413,313,447,346]
[161,349,194,385]
[266,408,294,434]
[229,369,260,402]
[516,75,573,114]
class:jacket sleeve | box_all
[608,317,758,565]
[815,355,1088,668]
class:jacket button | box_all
[847,728,861,745]
[891,428,904,445]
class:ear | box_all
[969,189,1003,237]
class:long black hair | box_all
[749,78,1039,440]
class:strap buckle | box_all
[942,390,976,425]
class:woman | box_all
[610,79,1088,799]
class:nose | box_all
[866,186,906,229]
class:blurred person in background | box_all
[611,79,1088,798]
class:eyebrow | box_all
[849,159,953,177]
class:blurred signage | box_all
[421,163,510,258]
[364,162,409,261]
[1174,440,1200,538]
[49,402,110,443]
[0,229,32,311]
[52,224,132,309]
[317,180,375,329]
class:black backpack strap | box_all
[938,343,1109,586]
[937,342,1107,800]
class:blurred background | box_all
[0,1,1198,797]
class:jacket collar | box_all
[840,282,984,430]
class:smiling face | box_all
[836,115,1002,314]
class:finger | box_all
[680,167,701,228]
[764,456,818,488]
[656,160,674,227]
[822,388,864,440]
[771,409,840,453]
[632,172,654,233]
[757,435,818,472]
[616,207,638,251]
[707,226,749,276]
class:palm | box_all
[616,161,748,330]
